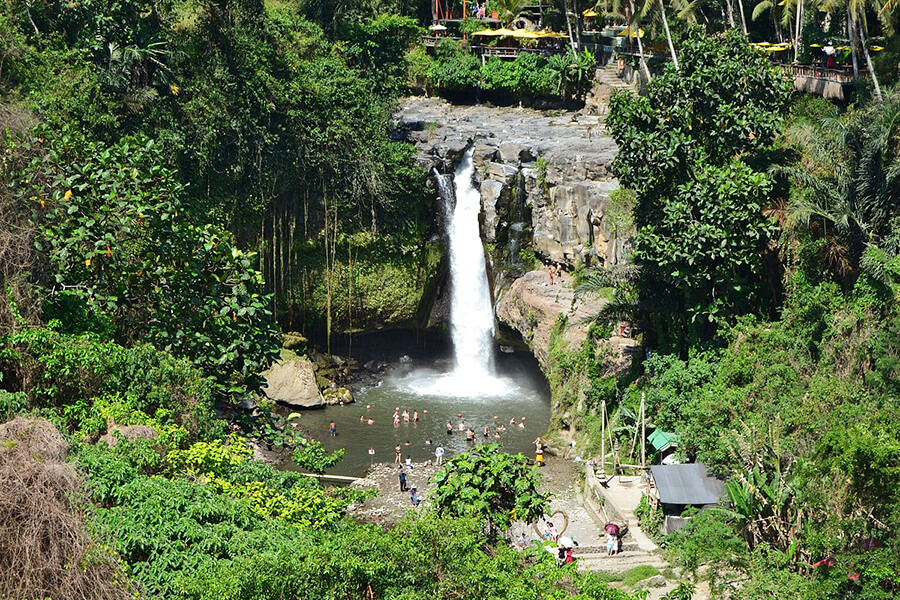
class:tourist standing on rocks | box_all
[395,444,402,464]
[398,467,408,492]
[435,445,445,465]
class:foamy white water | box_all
[425,148,514,398]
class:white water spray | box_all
[446,149,496,377]
[408,148,514,398]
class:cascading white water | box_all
[407,148,515,398]
[446,149,496,378]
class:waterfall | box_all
[439,149,495,377]
[419,149,512,398]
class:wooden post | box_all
[640,392,646,470]
[600,398,606,474]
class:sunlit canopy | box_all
[428,24,448,31]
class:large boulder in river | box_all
[262,354,324,408]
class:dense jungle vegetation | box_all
[0,1,646,598]
[558,27,900,600]
[1,0,900,598]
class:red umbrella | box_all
[604,523,620,536]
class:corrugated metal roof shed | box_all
[650,464,725,506]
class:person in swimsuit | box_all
[395,444,402,464]
[329,421,336,437]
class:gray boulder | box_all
[263,355,324,408]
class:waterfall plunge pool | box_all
[281,148,550,477]
[285,348,550,477]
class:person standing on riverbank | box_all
[435,445,445,465]
[395,444,402,464]
[398,468,408,492]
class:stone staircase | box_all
[584,61,636,114]
[575,549,669,573]
[577,469,668,575]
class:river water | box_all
[286,148,550,476]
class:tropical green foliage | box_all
[422,39,596,101]
[5,128,281,397]
[431,444,550,535]
[605,29,791,344]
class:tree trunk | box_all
[793,0,802,62]
[736,0,748,34]
[855,13,883,102]
[725,0,735,28]
[628,0,652,82]
[847,6,860,81]
[564,0,577,56]
[659,0,679,69]
[573,0,583,50]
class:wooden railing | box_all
[776,63,861,84]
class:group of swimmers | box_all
[445,414,527,442]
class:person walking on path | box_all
[395,444,402,464]
[398,468,408,492]
[435,445,445,465]
[606,532,617,556]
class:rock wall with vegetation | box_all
[397,96,630,297]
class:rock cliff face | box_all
[494,270,607,369]
[396,97,629,282]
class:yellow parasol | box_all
[472,28,516,36]
[618,26,645,38]
[809,43,823,47]
[537,30,569,38]
[582,9,600,17]
[511,29,542,38]
[870,45,884,51]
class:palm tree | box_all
[823,0,883,100]
[607,0,653,80]
[637,0,679,69]
[774,91,900,272]
[493,0,530,24]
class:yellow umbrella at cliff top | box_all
[618,26,645,38]
[511,29,542,38]
[472,28,516,36]
[582,8,599,16]
[538,30,569,38]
